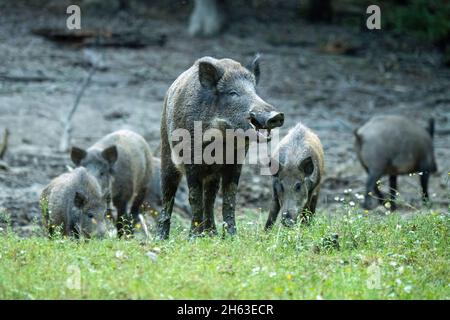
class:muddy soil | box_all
[1,1,449,236]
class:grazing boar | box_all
[71,130,153,237]
[265,123,324,229]
[354,115,437,210]
[158,56,284,239]
[40,167,107,238]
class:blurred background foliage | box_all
[385,0,450,46]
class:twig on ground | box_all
[59,49,103,152]
[0,128,9,160]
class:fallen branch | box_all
[58,66,96,152]
[138,214,150,240]
[32,28,167,49]
[0,128,9,159]
[0,74,56,83]
[59,50,106,152]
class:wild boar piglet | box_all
[265,123,324,229]
[40,167,107,238]
[71,130,153,237]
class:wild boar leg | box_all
[389,175,398,210]
[221,164,242,235]
[302,192,319,224]
[363,173,382,209]
[186,171,205,236]
[130,187,147,230]
[113,197,128,238]
[157,157,181,240]
[420,172,430,203]
[265,196,280,230]
[203,176,220,234]
[373,184,385,203]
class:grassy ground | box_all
[0,207,449,299]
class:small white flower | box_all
[334,196,339,202]
[269,272,277,278]
[146,251,158,262]
[349,201,355,207]
[251,267,261,274]
[355,193,364,200]
[395,278,402,285]
[404,285,412,293]
[115,250,124,259]
[152,247,161,254]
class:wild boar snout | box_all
[281,211,296,227]
[249,110,284,130]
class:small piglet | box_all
[71,129,153,237]
[355,115,437,210]
[265,123,325,229]
[40,167,107,238]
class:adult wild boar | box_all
[71,130,153,237]
[158,56,284,239]
[40,167,107,238]
[265,123,324,229]
[354,115,437,210]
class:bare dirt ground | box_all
[1,1,449,236]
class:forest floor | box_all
[0,1,449,237]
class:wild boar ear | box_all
[101,145,118,166]
[71,147,87,166]
[198,61,223,89]
[300,157,314,176]
[269,157,281,176]
[74,192,86,208]
[246,53,260,85]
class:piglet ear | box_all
[300,157,314,176]
[268,157,281,176]
[198,60,223,89]
[74,192,86,208]
[71,147,87,166]
[246,53,260,85]
[101,145,118,166]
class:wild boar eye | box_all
[228,90,239,97]
[87,212,94,219]
[294,182,302,192]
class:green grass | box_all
[0,208,449,299]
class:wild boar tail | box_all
[427,118,435,139]
[353,129,362,147]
